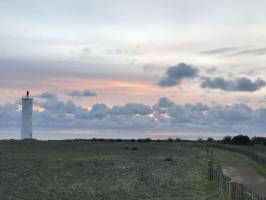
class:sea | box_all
[0,128,264,140]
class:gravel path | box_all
[215,149,266,196]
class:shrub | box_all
[168,138,173,142]
[132,147,138,151]
[207,137,214,142]
[143,138,152,142]
[197,138,203,142]
[231,135,251,145]
[137,139,144,143]
[164,157,173,162]
[252,137,266,145]
[222,136,232,144]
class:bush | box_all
[175,138,182,142]
[207,137,214,142]
[222,136,232,144]
[168,138,173,142]
[164,157,173,162]
[132,147,138,151]
[231,135,251,145]
[143,138,152,142]
[197,138,203,142]
[252,137,266,145]
[137,139,144,143]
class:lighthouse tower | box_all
[21,91,33,139]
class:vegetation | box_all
[0,140,225,200]
[221,136,232,144]
[251,137,266,146]
[231,135,251,145]
[207,137,214,142]
[221,135,253,146]
[236,154,266,177]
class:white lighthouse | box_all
[21,91,33,139]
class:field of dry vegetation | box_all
[0,140,226,200]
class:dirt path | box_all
[215,149,266,196]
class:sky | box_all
[1,0,266,137]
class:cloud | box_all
[2,96,266,134]
[201,47,266,57]
[205,67,218,74]
[201,47,239,55]
[111,103,153,115]
[227,48,266,57]
[200,77,266,92]
[258,96,266,104]
[0,103,20,127]
[37,92,57,99]
[38,98,65,112]
[68,90,97,97]
[159,63,198,87]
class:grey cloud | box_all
[159,63,198,87]
[207,104,252,124]
[89,104,109,119]
[64,100,76,114]
[0,103,20,127]
[104,48,141,56]
[258,96,266,104]
[68,90,97,97]
[201,47,239,55]
[2,96,266,133]
[0,58,146,87]
[111,103,153,115]
[38,98,65,112]
[37,92,58,99]
[153,97,176,114]
[81,48,91,54]
[205,67,218,74]
[201,77,266,92]
[227,48,266,57]
[200,47,266,57]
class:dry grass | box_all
[0,140,225,200]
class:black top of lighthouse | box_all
[22,90,33,100]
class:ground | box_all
[214,149,266,196]
[0,140,225,200]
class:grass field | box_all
[0,140,225,200]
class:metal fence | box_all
[212,169,266,200]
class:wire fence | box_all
[210,167,266,200]
[208,144,266,167]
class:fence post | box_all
[229,180,236,200]
[211,150,214,163]
[208,160,213,180]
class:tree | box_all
[222,136,232,144]
[231,135,251,145]
[207,137,214,142]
